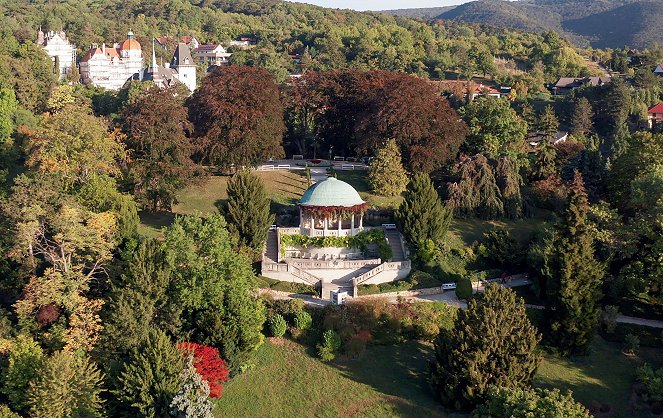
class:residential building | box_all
[193,44,231,66]
[36,28,76,80]
[432,80,502,101]
[654,64,663,75]
[137,42,197,93]
[79,30,144,90]
[551,77,611,95]
[527,131,569,149]
[647,103,663,129]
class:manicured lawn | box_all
[139,170,309,237]
[214,339,461,418]
[446,210,552,249]
[535,337,663,418]
[335,171,404,209]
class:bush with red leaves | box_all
[36,304,60,328]
[178,342,230,398]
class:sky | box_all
[284,0,470,11]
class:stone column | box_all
[338,215,342,233]
[359,213,363,229]
[299,207,303,229]
[351,214,355,234]
[323,216,328,236]
[310,214,316,237]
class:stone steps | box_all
[264,229,279,262]
[385,230,405,261]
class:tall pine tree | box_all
[368,138,408,197]
[547,172,604,356]
[570,97,594,138]
[395,173,452,250]
[538,105,559,141]
[223,170,274,257]
[430,284,541,411]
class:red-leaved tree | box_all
[178,342,230,398]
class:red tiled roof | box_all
[195,44,219,51]
[81,47,102,62]
[648,103,663,113]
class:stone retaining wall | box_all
[353,286,446,299]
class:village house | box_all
[551,76,611,95]
[79,30,144,90]
[432,80,503,101]
[36,28,76,80]
[526,131,569,149]
[647,103,663,129]
[193,44,232,66]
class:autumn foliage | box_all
[177,342,230,398]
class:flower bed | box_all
[280,229,392,260]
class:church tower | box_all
[171,43,197,93]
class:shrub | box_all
[623,333,640,354]
[293,311,312,330]
[177,342,230,399]
[317,330,341,362]
[455,277,473,300]
[637,364,663,403]
[473,386,591,417]
[268,315,287,338]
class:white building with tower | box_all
[36,28,76,80]
[79,30,144,90]
[138,42,197,93]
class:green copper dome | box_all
[299,177,365,208]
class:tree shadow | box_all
[331,340,458,417]
[139,210,176,229]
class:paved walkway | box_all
[260,278,663,329]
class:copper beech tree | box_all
[188,66,285,168]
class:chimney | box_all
[102,43,106,54]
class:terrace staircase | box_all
[385,229,406,261]
[264,228,279,263]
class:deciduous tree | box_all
[122,87,201,212]
[473,387,591,418]
[461,98,527,158]
[188,66,285,168]
[177,342,230,399]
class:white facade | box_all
[193,44,232,66]
[79,31,144,90]
[36,29,76,80]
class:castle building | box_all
[79,30,144,90]
[137,42,197,93]
[36,29,76,80]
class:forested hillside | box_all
[385,0,663,49]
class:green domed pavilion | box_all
[298,177,367,237]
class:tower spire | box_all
[152,38,158,72]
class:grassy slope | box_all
[214,336,662,418]
[138,170,308,237]
[536,338,663,417]
[214,339,458,418]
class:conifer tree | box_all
[495,157,523,219]
[570,97,594,138]
[368,138,408,197]
[395,173,452,251]
[114,329,185,417]
[223,169,274,257]
[547,171,604,356]
[538,105,559,141]
[532,142,558,180]
[100,239,182,362]
[170,355,214,418]
[474,155,504,219]
[430,284,541,411]
[27,351,105,418]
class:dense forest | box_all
[385,0,663,49]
